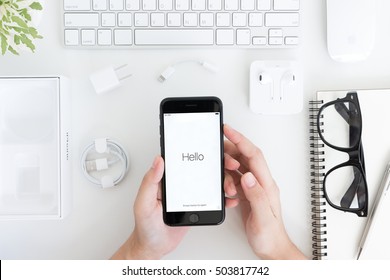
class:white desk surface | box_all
[2,0,390,260]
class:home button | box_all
[189,213,199,224]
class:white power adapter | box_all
[89,64,132,95]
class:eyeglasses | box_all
[317,91,368,217]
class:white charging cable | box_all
[81,138,129,188]
[158,60,219,82]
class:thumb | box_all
[240,172,274,220]
[135,156,164,214]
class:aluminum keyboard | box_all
[63,0,300,48]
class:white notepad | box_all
[359,167,390,260]
[309,89,390,259]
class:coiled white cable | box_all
[81,138,129,188]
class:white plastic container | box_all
[0,76,71,220]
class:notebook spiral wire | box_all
[309,100,328,259]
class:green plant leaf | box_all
[30,2,43,11]
[1,2,43,55]
[2,14,11,23]
[9,26,24,33]
[0,33,8,55]
[12,2,20,10]
[20,33,35,52]
[11,15,28,28]
[20,9,32,21]
[0,26,10,35]
[28,27,42,39]
[8,44,19,55]
[14,34,20,44]
[28,26,37,36]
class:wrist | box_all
[258,234,307,260]
[111,232,163,260]
[271,238,307,260]
[249,222,307,260]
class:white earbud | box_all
[259,73,272,84]
[280,71,296,101]
[259,72,274,100]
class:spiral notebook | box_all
[309,89,390,259]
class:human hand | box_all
[224,124,306,260]
[111,156,189,260]
[111,154,239,260]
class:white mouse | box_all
[327,0,376,62]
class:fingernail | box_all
[243,172,256,188]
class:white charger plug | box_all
[89,64,132,95]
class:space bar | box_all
[135,29,214,45]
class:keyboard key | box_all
[98,29,112,45]
[249,13,262,27]
[253,36,267,45]
[233,13,246,27]
[176,0,189,11]
[167,13,181,26]
[102,13,116,27]
[274,0,300,11]
[192,0,206,11]
[216,29,234,45]
[184,13,197,27]
[265,13,299,26]
[269,28,282,37]
[93,0,108,11]
[143,0,157,10]
[200,13,214,27]
[151,13,165,26]
[285,36,299,45]
[114,29,133,45]
[241,0,255,11]
[225,0,238,10]
[64,13,99,27]
[236,29,250,45]
[118,13,132,26]
[134,13,149,26]
[269,37,283,45]
[110,0,124,11]
[257,0,271,10]
[126,0,140,10]
[208,0,222,11]
[81,29,96,45]
[216,13,230,27]
[134,29,213,45]
[159,0,173,10]
[64,29,79,45]
[64,0,91,11]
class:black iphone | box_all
[159,97,225,226]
